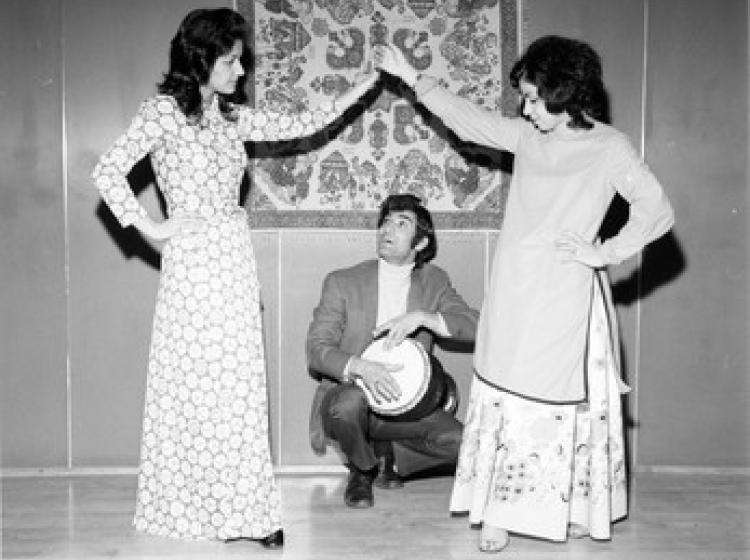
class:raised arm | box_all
[375,44,524,152]
[236,68,379,142]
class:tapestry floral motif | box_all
[238,0,518,227]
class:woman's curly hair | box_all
[510,35,606,130]
[158,8,250,121]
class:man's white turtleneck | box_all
[376,258,414,324]
[341,256,450,381]
[376,258,449,336]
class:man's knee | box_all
[322,385,369,425]
[425,415,463,457]
[432,424,462,452]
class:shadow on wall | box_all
[96,157,163,270]
[612,232,686,306]
[614,230,686,432]
[598,193,685,486]
[599,193,687,306]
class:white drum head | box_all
[357,338,430,416]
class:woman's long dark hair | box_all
[510,35,606,130]
[158,8,250,121]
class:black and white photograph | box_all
[1,0,747,558]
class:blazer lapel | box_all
[407,267,435,350]
[362,260,379,337]
[407,266,425,313]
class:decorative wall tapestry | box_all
[237,0,519,229]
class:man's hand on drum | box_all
[349,357,403,405]
[374,311,442,350]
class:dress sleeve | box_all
[599,136,675,265]
[235,101,343,142]
[91,97,164,228]
[413,75,526,153]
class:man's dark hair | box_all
[377,194,437,267]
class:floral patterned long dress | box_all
[92,95,340,540]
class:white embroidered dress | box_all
[92,95,339,540]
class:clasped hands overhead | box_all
[349,44,420,89]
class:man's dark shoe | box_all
[344,466,375,508]
[374,454,404,489]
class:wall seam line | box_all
[632,0,650,474]
[276,230,283,465]
[61,2,72,471]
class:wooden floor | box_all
[2,472,748,559]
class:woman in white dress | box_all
[92,8,378,548]
[376,36,674,553]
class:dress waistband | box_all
[171,205,246,221]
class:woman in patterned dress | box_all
[92,8,378,547]
[376,36,674,552]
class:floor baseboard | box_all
[1,464,348,478]
[3,464,747,478]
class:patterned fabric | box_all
[92,95,340,540]
[92,96,338,228]
[237,0,519,228]
[449,277,627,542]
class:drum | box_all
[357,338,447,422]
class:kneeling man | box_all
[306,194,479,508]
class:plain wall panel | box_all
[638,0,748,467]
[277,231,374,466]
[0,0,68,468]
[250,231,281,462]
